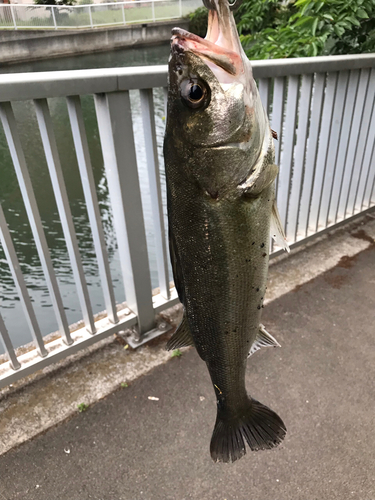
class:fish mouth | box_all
[171,0,245,80]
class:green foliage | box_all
[77,403,89,412]
[235,0,283,35]
[121,382,128,388]
[188,0,375,58]
[171,349,182,358]
[189,6,208,37]
[241,0,375,59]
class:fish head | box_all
[165,0,271,197]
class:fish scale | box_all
[164,0,288,463]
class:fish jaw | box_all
[171,28,242,81]
[171,0,254,91]
[204,0,243,57]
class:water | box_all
[0,44,171,351]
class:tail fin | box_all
[210,398,286,463]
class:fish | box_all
[163,0,289,463]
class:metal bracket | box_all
[124,322,173,349]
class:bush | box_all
[241,0,375,59]
[187,0,375,59]
[189,6,208,38]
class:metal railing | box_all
[0,0,200,30]
[0,54,374,388]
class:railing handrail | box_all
[253,53,375,78]
[0,54,375,103]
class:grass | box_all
[171,349,182,358]
[77,402,89,412]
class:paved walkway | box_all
[0,243,374,500]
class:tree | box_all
[188,0,375,59]
[241,0,375,58]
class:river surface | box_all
[0,44,172,351]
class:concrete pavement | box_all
[0,226,374,499]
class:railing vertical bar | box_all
[88,4,93,28]
[94,91,154,340]
[270,77,285,169]
[327,70,359,225]
[361,125,375,209]
[339,69,370,219]
[308,71,338,234]
[258,78,274,253]
[122,4,126,24]
[66,95,118,324]
[0,313,21,371]
[34,98,96,334]
[316,70,349,230]
[287,74,313,243]
[298,72,326,239]
[0,204,48,357]
[51,6,57,29]
[163,87,168,119]
[278,75,299,235]
[369,149,375,207]
[258,78,270,116]
[151,0,155,22]
[10,4,17,30]
[0,102,72,346]
[139,89,170,300]
[353,69,375,213]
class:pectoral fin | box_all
[166,312,195,351]
[248,324,281,357]
[241,163,278,196]
[270,200,290,252]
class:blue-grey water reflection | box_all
[0,44,171,351]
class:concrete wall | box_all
[0,20,189,64]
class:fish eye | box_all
[180,79,210,109]
[189,84,203,101]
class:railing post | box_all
[88,4,93,28]
[10,4,17,30]
[140,88,170,300]
[151,0,155,22]
[122,3,126,24]
[179,0,182,18]
[94,91,155,341]
[51,6,57,29]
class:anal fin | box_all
[166,313,194,351]
[248,324,281,357]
